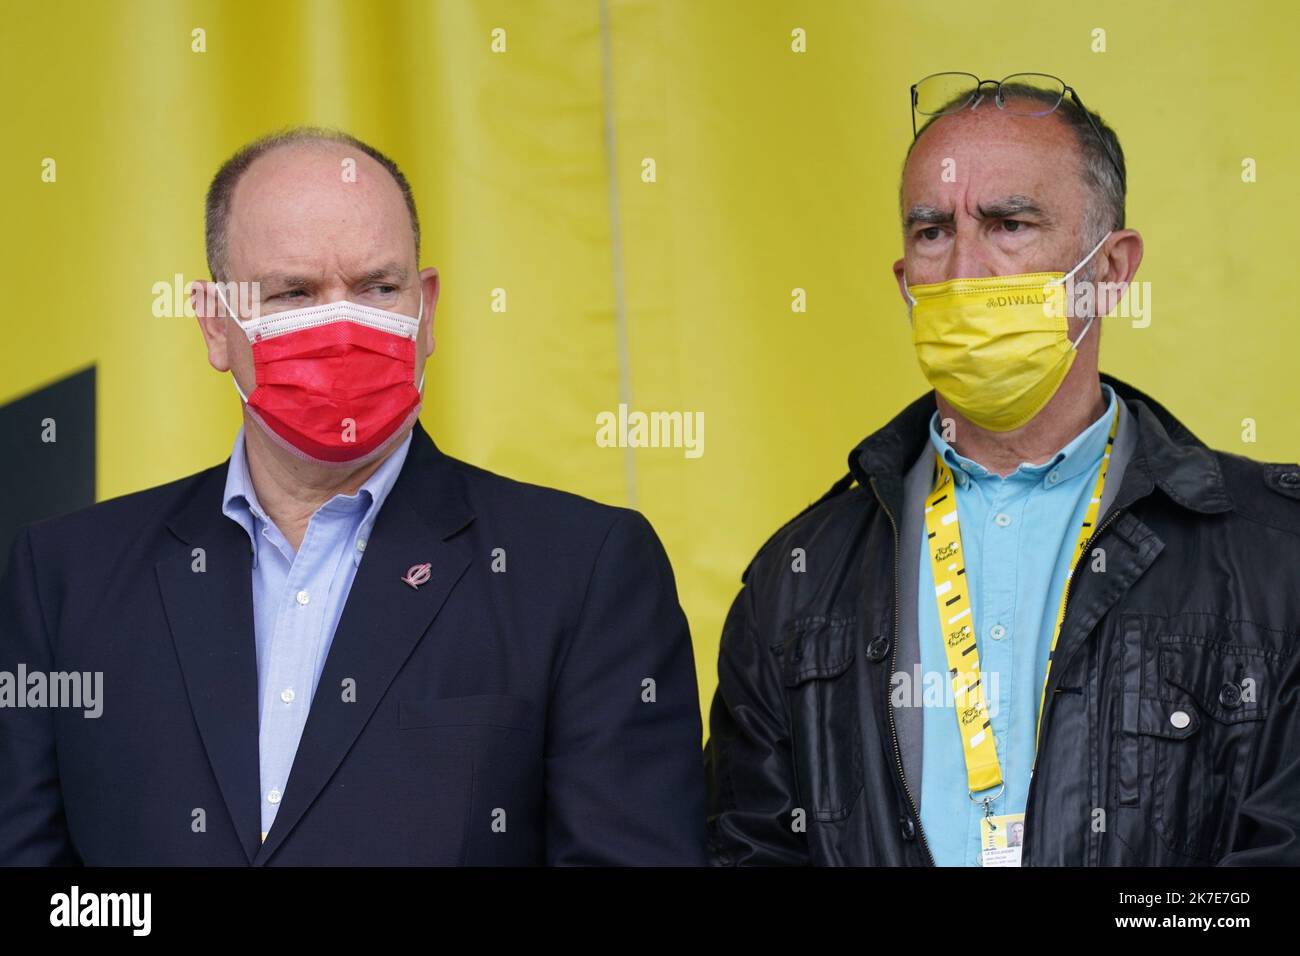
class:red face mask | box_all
[218,288,425,466]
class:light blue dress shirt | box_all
[221,427,412,839]
[917,384,1118,866]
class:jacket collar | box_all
[848,372,1232,516]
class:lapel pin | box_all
[402,562,432,589]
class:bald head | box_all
[205,127,420,283]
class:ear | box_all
[190,279,232,372]
[1093,230,1144,317]
[892,257,911,305]
[418,266,441,355]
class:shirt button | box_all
[356,539,367,552]
[994,513,1012,527]
[1047,470,1061,485]
[990,624,1006,640]
[281,688,295,704]
[296,589,310,606]
[955,472,968,488]
[267,789,282,805]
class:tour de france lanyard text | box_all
[922,404,1119,809]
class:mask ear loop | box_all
[902,273,917,326]
[213,283,257,403]
[413,287,427,393]
[1055,231,1113,349]
[214,283,257,336]
[1070,313,1097,349]
[1060,229,1113,285]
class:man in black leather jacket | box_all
[704,77,1300,866]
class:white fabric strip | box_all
[233,299,421,343]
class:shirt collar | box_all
[927,383,1118,491]
[221,427,414,567]
[221,428,263,562]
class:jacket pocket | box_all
[780,615,863,823]
[1138,637,1283,860]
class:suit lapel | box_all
[254,423,475,863]
[156,464,263,864]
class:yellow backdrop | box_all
[3,0,1297,735]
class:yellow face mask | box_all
[904,231,1111,432]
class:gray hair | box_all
[204,126,421,282]
[903,83,1126,257]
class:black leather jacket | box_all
[705,374,1300,865]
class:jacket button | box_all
[1219,682,1243,708]
[1169,710,1191,729]
[866,635,891,662]
[900,816,916,841]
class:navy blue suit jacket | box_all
[0,422,707,865]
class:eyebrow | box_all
[976,195,1053,224]
[357,264,409,285]
[903,205,954,230]
[249,264,410,288]
[250,272,316,289]
[903,195,1055,230]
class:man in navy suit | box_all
[0,128,707,865]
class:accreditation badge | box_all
[979,812,1025,867]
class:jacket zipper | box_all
[869,476,935,866]
[1022,504,1126,864]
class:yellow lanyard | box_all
[922,404,1119,801]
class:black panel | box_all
[0,366,96,580]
